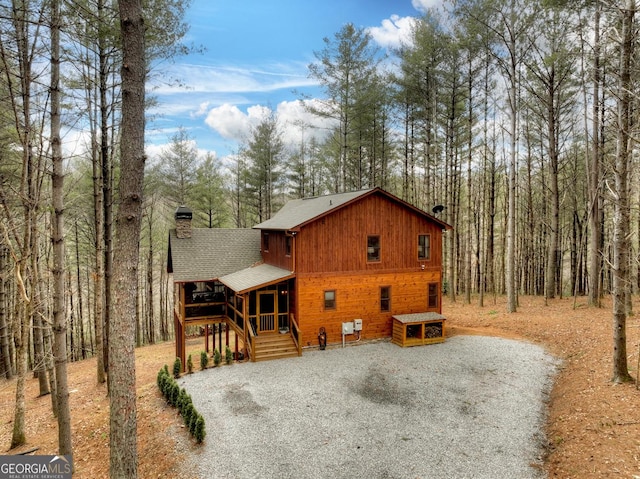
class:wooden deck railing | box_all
[259,313,275,332]
[290,314,302,356]
[247,324,256,362]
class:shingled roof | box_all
[167,228,261,283]
[253,189,375,231]
[219,263,294,295]
[253,187,451,231]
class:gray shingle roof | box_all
[167,228,261,282]
[392,312,446,324]
[219,263,294,294]
[253,189,374,230]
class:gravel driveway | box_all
[178,336,559,479]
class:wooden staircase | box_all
[253,333,299,362]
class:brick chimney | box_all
[175,206,193,239]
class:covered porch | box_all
[174,264,302,370]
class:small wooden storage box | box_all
[391,312,446,347]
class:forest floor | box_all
[0,295,639,478]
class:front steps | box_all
[253,333,299,362]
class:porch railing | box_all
[247,323,256,362]
[290,314,302,356]
[259,313,275,332]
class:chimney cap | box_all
[175,205,192,220]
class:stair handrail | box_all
[247,322,256,362]
[290,314,302,356]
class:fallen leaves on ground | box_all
[0,295,638,478]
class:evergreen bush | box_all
[177,388,187,411]
[187,354,193,374]
[213,348,221,367]
[225,345,233,365]
[173,357,182,378]
[159,375,169,398]
[189,412,199,436]
[170,381,180,407]
[200,351,208,370]
[182,402,195,427]
[194,415,206,443]
[155,366,206,445]
[157,367,168,390]
[181,396,193,419]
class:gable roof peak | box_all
[254,188,375,231]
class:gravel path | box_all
[178,336,559,479]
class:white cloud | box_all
[203,99,336,151]
[276,99,336,146]
[368,15,417,50]
[204,104,272,142]
[150,62,316,96]
[191,101,211,118]
[411,0,440,13]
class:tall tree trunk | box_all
[465,56,473,305]
[51,0,73,453]
[588,1,602,307]
[11,282,29,449]
[147,233,155,344]
[110,0,145,475]
[506,69,518,312]
[0,245,11,379]
[31,214,49,398]
[8,0,37,447]
[75,223,87,360]
[545,66,560,301]
[611,0,635,384]
[100,0,114,380]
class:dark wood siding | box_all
[261,230,294,270]
[296,192,444,274]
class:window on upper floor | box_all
[285,235,292,256]
[367,235,380,262]
[418,234,431,261]
[263,232,269,252]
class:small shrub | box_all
[177,388,187,411]
[169,382,180,407]
[194,415,206,443]
[225,346,233,365]
[189,412,199,436]
[157,367,168,389]
[156,367,171,398]
[159,374,169,398]
[187,354,193,374]
[181,396,193,419]
[156,367,206,444]
[182,402,195,427]
[173,357,182,378]
[213,348,221,367]
[200,351,208,370]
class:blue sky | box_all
[146,0,440,161]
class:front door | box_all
[257,291,277,334]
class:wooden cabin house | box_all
[167,188,451,368]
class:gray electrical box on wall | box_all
[342,322,354,335]
[354,319,363,331]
